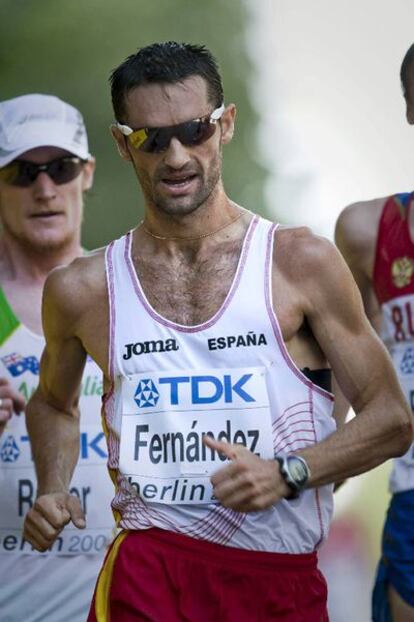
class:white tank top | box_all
[104,215,336,554]
[0,288,115,621]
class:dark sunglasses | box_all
[114,104,225,153]
[0,156,87,187]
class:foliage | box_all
[0,0,268,247]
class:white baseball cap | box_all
[0,93,91,167]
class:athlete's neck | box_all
[0,234,83,286]
[142,187,240,246]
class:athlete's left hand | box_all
[203,436,291,512]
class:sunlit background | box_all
[247,0,414,239]
[2,1,414,620]
[245,4,413,618]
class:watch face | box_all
[287,457,309,487]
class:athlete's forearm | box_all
[298,394,412,488]
[26,387,80,495]
[331,376,350,428]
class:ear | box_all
[219,104,237,145]
[81,157,96,192]
[110,126,132,161]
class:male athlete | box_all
[335,43,414,622]
[23,43,412,622]
[0,94,115,622]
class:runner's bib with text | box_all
[382,297,414,411]
[0,299,115,556]
[380,298,414,490]
[120,366,274,504]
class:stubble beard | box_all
[140,152,222,217]
[2,220,79,257]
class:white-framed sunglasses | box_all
[113,104,225,153]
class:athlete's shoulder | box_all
[273,224,340,283]
[335,197,388,252]
[273,224,367,322]
[43,247,107,330]
[274,223,331,253]
[48,247,106,289]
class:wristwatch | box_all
[275,454,311,499]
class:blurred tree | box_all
[0,0,268,247]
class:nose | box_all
[163,137,192,169]
[32,171,57,201]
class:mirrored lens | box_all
[137,118,217,153]
[176,119,215,147]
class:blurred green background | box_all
[0,0,269,248]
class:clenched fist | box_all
[23,492,86,552]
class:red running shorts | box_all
[87,528,329,622]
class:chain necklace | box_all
[140,211,244,241]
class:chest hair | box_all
[135,241,242,325]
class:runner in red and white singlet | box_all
[23,42,411,622]
[374,193,414,488]
[336,43,414,622]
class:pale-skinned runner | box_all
[0,94,115,622]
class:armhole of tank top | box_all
[105,241,116,382]
[264,224,334,402]
[372,196,394,303]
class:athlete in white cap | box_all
[0,94,115,622]
[23,44,412,622]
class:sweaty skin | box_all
[23,77,412,552]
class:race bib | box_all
[119,366,274,504]
[0,421,115,556]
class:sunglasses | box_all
[0,156,87,187]
[114,104,225,153]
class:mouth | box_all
[30,211,64,219]
[159,174,198,195]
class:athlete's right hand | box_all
[23,493,86,552]
[0,377,26,436]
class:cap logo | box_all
[72,111,85,145]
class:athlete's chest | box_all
[134,245,241,326]
[132,245,309,343]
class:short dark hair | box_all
[400,43,414,101]
[110,41,224,122]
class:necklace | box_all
[140,211,244,241]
